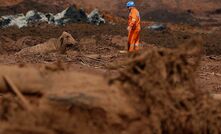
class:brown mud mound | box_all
[111,38,221,133]
[0,65,136,134]
[16,31,77,55]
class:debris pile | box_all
[111,37,221,133]
[88,9,105,25]
[26,10,48,24]
[51,7,88,25]
[0,6,105,28]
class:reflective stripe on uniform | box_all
[132,18,136,22]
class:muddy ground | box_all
[1,23,221,56]
[0,22,221,134]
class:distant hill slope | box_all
[68,0,221,13]
[0,0,71,16]
[0,0,23,6]
[1,0,220,13]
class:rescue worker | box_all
[127,1,141,52]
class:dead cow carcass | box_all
[16,31,77,55]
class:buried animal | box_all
[16,31,77,55]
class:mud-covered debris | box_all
[147,23,167,31]
[111,37,221,134]
[1,14,27,28]
[0,18,11,28]
[53,6,88,25]
[0,6,105,28]
[16,31,78,55]
[26,10,48,23]
[88,9,105,25]
[45,13,55,24]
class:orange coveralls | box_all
[128,7,141,52]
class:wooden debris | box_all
[3,76,33,111]
[200,72,221,77]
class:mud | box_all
[1,23,221,55]
[0,0,70,16]
[0,37,221,134]
[209,8,221,15]
[110,37,221,134]
[1,0,221,27]
[142,9,199,25]
[0,6,221,133]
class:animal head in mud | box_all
[58,31,78,53]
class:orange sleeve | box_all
[128,10,137,27]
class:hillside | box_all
[1,0,221,13]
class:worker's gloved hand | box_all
[127,26,132,31]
